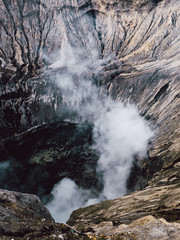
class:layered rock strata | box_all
[0,0,180,239]
[1,188,180,240]
[68,182,180,229]
[0,0,179,177]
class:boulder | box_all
[0,189,54,238]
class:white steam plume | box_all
[46,39,153,223]
[93,102,152,200]
[46,178,92,223]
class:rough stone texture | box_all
[68,183,180,229]
[1,188,180,240]
[84,216,180,240]
[0,0,179,181]
[0,189,54,237]
[0,0,180,239]
[0,189,94,239]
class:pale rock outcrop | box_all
[68,182,180,229]
[87,216,180,240]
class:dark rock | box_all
[0,120,100,202]
[0,189,54,237]
[0,189,93,239]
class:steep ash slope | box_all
[0,0,179,189]
[0,0,180,238]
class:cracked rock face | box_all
[0,0,179,199]
[1,188,180,240]
[0,0,180,239]
[0,189,54,238]
[68,182,180,228]
[0,0,179,167]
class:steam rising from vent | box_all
[46,178,92,222]
[46,40,153,222]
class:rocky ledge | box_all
[68,182,180,229]
[0,189,54,239]
[0,187,180,239]
[0,188,90,240]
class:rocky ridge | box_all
[68,182,180,231]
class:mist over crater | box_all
[43,41,153,222]
[0,0,179,233]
